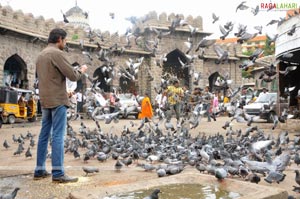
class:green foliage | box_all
[263,37,275,55]
[242,69,253,79]
[72,34,79,41]
[242,49,254,56]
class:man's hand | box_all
[80,64,88,73]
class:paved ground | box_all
[0,115,300,199]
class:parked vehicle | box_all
[0,87,37,124]
[243,92,277,123]
[118,93,140,119]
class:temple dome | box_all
[65,4,89,29]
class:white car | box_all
[118,93,141,119]
[243,93,277,122]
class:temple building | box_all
[0,4,245,102]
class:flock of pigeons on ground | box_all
[1,86,300,198]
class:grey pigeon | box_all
[264,171,286,184]
[156,168,167,177]
[213,44,228,64]
[287,24,296,36]
[3,140,10,149]
[0,187,20,199]
[295,170,300,186]
[82,166,99,176]
[138,163,156,172]
[294,153,300,166]
[215,167,227,181]
[115,160,123,172]
[143,188,161,199]
[25,147,32,158]
[236,1,249,12]
[251,5,259,16]
[246,173,261,184]
[121,157,133,167]
[212,13,219,24]
[279,66,297,76]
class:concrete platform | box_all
[68,172,288,199]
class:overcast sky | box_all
[0,0,295,39]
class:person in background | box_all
[138,92,153,120]
[35,88,42,114]
[109,90,116,113]
[34,28,87,183]
[202,86,214,122]
[165,79,184,127]
[212,91,219,120]
[258,87,268,98]
[18,93,27,107]
[154,91,162,111]
[76,90,83,113]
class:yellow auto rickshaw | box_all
[0,86,37,124]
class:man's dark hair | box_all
[48,28,67,44]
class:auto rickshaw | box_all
[0,86,37,124]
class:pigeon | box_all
[213,44,228,64]
[143,189,161,199]
[234,24,247,37]
[3,140,10,149]
[121,157,133,167]
[29,138,35,148]
[13,145,23,156]
[249,48,264,62]
[0,187,20,199]
[156,168,167,177]
[294,153,300,166]
[264,171,286,184]
[287,24,297,36]
[236,1,249,12]
[237,32,258,44]
[246,173,261,184]
[215,167,228,181]
[82,166,99,176]
[266,19,279,26]
[295,170,300,186]
[109,12,115,19]
[115,160,123,172]
[61,10,69,23]
[222,121,231,130]
[279,66,297,76]
[251,5,259,16]
[293,185,300,193]
[266,34,278,46]
[219,24,233,40]
[25,147,32,158]
[138,163,156,172]
[73,149,81,159]
[212,13,219,24]
[195,39,216,52]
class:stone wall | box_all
[0,4,245,102]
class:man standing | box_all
[138,92,153,119]
[34,28,87,183]
[76,90,83,113]
[165,80,183,127]
[202,86,214,122]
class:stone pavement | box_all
[0,116,299,198]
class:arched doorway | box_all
[93,65,111,92]
[163,49,190,87]
[3,54,28,88]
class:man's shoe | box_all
[33,171,51,180]
[52,175,78,183]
